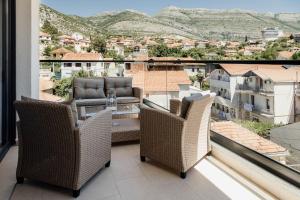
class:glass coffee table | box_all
[83,104,141,143]
[84,103,140,121]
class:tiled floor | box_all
[0,144,266,200]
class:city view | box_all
[38,1,300,174]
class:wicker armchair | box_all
[140,94,215,178]
[14,100,112,197]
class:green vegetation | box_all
[292,52,300,60]
[235,120,280,137]
[148,44,204,60]
[53,70,95,98]
[104,50,124,61]
[42,20,59,35]
[189,72,209,90]
[91,36,107,54]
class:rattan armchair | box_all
[14,100,112,197]
[140,94,215,178]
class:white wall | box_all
[230,76,244,106]
[16,0,40,99]
[274,83,295,124]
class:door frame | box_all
[0,0,16,161]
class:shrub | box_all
[236,120,279,137]
[53,70,94,98]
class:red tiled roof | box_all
[62,53,102,61]
[128,65,191,92]
[211,121,287,155]
[219,64,285,76]
[51,47,73,54]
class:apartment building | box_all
[124,56,194,108]
[239,68,298,125]
[61,53,104,78]
[210,64,289,123]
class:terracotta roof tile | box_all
[211,121,287,155]
[51,47,73,54]
[62,53,102,61]
[219,64,285,76]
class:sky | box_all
[42,0,300,16]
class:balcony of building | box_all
[1,1,300,200]
[237,84,274,96]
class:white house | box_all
[294,33,300,43]
[209,64,288,123]
[72,32,84,41]
[240,68,299,125]
[61,53,104,78]
[39,32,51,43]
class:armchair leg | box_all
[180,172,187,179]
[72,189,80,198]
[16,177,24,184]
[140,156,146,162]
[105,160,111,168]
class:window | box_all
[266,99,270,110]
[64,63,72,67]
[125,63,131,70]
[86,63,91,70]
[75,63,82,68]
[251,95,255,106]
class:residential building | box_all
[74,39,91,53]
[51,47,73,59]
[294,33,300,43]
[261,27,284,41]
[125,56,195,108]
[71,32,84,41]
[238,68,298,125]
[210,64,286,122]
[39,69,53,80]
[39,31,51,43]
[108,42,125,56]
[61,53,104,78]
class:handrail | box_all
[40,59,300,65]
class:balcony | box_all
[237,85,274,96]
[243,103,274,120]
[1,143,273,200]
[210,79,230,90]
[1,1,300,200]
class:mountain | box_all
[40,4,300,40]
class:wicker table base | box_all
[112,118,140,143]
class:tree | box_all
[54,70,95,98]
[186,48,205,60]
[91,36,107,54]
[105,50,124,61]
[292,52,300,60]
[43,46,52,57]
[42,20,58,35]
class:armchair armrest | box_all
[170,99,181,115]
[75,109,112,188]
[133,87,143,103]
